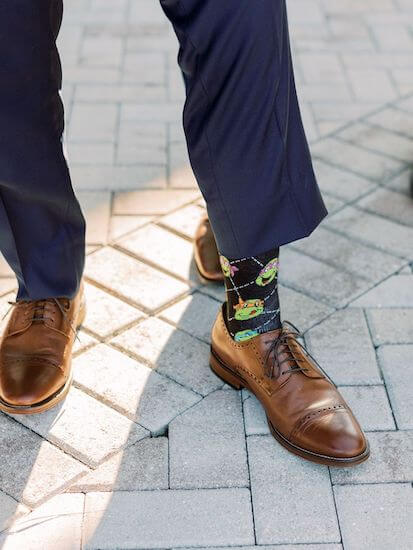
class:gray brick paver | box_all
[169,390,249,489]
[0,493,84,550]
[377,345,413,429]
[0,414,88,507]
[367,308,413,345]
[82,281,145,338]
[290,226,405,283]
[82,488,255,549]
[0,491,29,534]
[351,274,413,307]
[334,483,413,550]
[73,343,200,435]
[85,246,190,312]
[305,309,381,385]
[68,437,169,492]
[117,223,198,282]
[9,387,149,468]
[280,247,372,307]
[111,316,223,396]
[312,160,376,201]
[247,435,340,545]
[159,292,220,343]
[325,205,413,259]
[337,385,395,431]
[331,430,413,485]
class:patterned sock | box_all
[219,248,281,342]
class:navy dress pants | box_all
[0,0,327,301]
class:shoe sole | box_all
[210,347,370,467]
[0,299,87,416]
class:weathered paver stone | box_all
[247,435,340,544]
[366,309,413,345]
[169,390,249,489]
[118,223,198,281]
[291,226,404,283]
[77,191,111,245]
[117,121,167,165]
[385,168,412,196]
[0,414,87,507]
[280,247,371,307]
[312,159,376,201]
[351,274,413,307]
[339,122,413,163]
[337,385,395,431]
[69,437,168,492]
[73,329,98,356]
[356,187,413,227]
[377,345,413,429]
[111,317,223,396]
[113,189,199,215]
[159,292,220,343]
[325,205,413,258]
[334,483,413,550]
[83,488,255,549]
[0,278,15,297]
[243,394,270,436]
[69,103,118,142]
[86,246,190,311]
[305,309,381,384]
[109,215,153,242]
[160,203,206,239]
[368,106,413,139]
[0,494,84,550]
[0,492,28,534]
[311,137,404,181]
[331,430,413,485]
[9,388,149,468]
[278,284,334,331]
[82,282,145,338]
[73,344,200,435]
[199,281,226,303]
[72,164,167,191]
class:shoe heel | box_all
[210,350,244,390]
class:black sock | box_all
[219,248,281,342]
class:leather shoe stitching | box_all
[290,404,347,439]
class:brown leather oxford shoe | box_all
[0,282,85,414]
[210,306,369,466]
[194,216,224,282]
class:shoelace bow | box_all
[3,298,79,341]
[263,320,334,385]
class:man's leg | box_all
[0,0,85,301]
[161,0,326,258]
[162,0,369,466]
[0,0,86,415]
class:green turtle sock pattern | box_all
[220,248,281,342]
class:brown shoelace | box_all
[4,298,79,340]
[263,321,334,384]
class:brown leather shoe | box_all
[0,282,86,415]
[194,216,224,282]
[210,307,369,466]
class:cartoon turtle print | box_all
[220,255,239,278]
[255,257,279,287]
[233,297,264,321]
[234,328,259,342]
